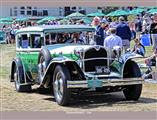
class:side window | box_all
[18,34,29,48]
[30,34,43,48]
[45,33,56,45]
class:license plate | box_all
[95,66,110,74]
[88,80,103,88]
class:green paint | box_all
[110,60,123,75]
[16,52,39,75]
[88,79,103,88]
[52,53,79,61]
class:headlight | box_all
[74,47,84,59]
[113,46,122,58]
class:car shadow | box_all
[42,92,157,109]
[30,87,54,95]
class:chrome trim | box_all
[84,72,120,78]
[16,48,41,52]
[82,46,109,72]
[67,78,144,88]
[17,82,33,86]
[80,57,116,62]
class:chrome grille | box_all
[84,47,107,72]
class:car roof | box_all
[16,25,95,34]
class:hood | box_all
[46,44,92,55]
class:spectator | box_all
[116,16,132,52]
[79,20,85,25]
[107,17,112,23]
[89,32,96,45]
[66,33,84,44]
[150,14,157,51]
[109,20,119,28]
[95,20,107,46]
[10,28,16,44]
[144,47,157,79]
[104,28,122,49]
[135,16,142,32]
[91,17,100,28]
[132,38,145,56]
[129,21,136,40]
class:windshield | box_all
[44,31,95,45]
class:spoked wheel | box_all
[14,65,31,92]
[53,64,71,106]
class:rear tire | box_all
[53,64,71,106]
[123,60,142,100]
[14,65,32,92]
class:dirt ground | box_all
[0,44,157,112]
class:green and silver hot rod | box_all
[10,25,144,106]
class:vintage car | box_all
[10,25,144,106]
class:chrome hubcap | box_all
[54,72,64,101]
[38,57,46,81]
[14,69,19,89]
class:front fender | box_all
[120,52,142,77]
[110,53,143,77]
[119,52,143,64]
[42,56,85,87]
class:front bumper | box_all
[67,78,144,88]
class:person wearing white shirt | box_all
[104,28,122,49]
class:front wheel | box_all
[123,60,142,100]
[53,64,71,106]
[123,84,142,100]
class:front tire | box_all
[123,60,142,100]
[123,84,142,100]
[14,65,32,92]
[53,64,71,106]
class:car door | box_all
[27,33,43,80]
[16,33,30,72]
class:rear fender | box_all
[10,57,26,83]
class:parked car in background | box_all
[10,25,144,106]
[0,30,6,44]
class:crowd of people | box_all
[91,14,157,55]
[90,14,157,79]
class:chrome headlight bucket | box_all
[113,46,122,58]
[74,47,84,59]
